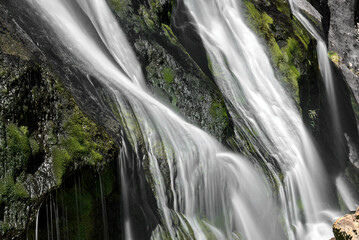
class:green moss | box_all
[162,67,175,84]
[210,101,228,121]
[6,124,31,173]
[89,150,103,165]
[293,20,310,49]
[0,174,14,198]
[162,24,178,45]
[244,1,305,99]
[52,147,71,185]
[275,0,291,15]
[108,0,130,14]
[328,51,340,65]
[13,182,29,198]
[0,173,29,204]
[140,6,156,29]
[29,137,40,155]
[50,106,115,184]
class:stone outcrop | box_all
[333,207,359,240]
[0,5,119,239]
[327,0,359,108]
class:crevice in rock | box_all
[308,0,331,41]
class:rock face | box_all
[333,207,359,240]
[327,0,359,106]
[0,5,119,239]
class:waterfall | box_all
[23,0,347,239]
[99,174,110,240]
[119,141,134,240]
[288,0,343,158]
[336,175,358,211]
[182,0,344,239]
[35,203,42,240]
[289,0,358,221]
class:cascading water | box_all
[288,0,343,156]
[20,0,352,239]
[289,0,358,214]
[182,0,343,239]
[25,0,283,239]
[336,175,357,211]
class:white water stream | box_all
[183,0,343,239]
[25,0,349,239]
[288,0,342,147]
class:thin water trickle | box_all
[119,140,134,240]
[288,0,343,158]
[46,200,50,240]
[99,174,109,240]
[336,175,357,211]
[35,203,42,240]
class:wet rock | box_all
[0,4,118,238]
[333,206,359,240]
[296,0,325,35]
[107,0,232,142]
[327,0,359,115]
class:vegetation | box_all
[243,0,312,100]
[328,51,340,65]
[162,67,175,83]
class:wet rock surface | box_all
[333,206,359,240]
[327,0,359,108]
[107,0,232,142]
[0,4,118,238]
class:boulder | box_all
[333,206,359,240]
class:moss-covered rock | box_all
[241,0,323,134]
[243,0,315,102]
[107,0,232,142]
[0,6,118,238]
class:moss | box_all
[108,0,131,14]
[140,5,156,29]
[162,67,175,84]
[275,0,291,15]
[0,174,15,198]
[50,105,115,184]
[243,1,312,100]
[6,124,32,173]
[0,174,29,204]
[328,51,340,65]
[52,147,71,185]
[29,137,40,155]
[13,182,29,198]
[210,101,228,121]
[162,24,178,45]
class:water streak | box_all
[99,174,110,240]
[336,175,357,211]
[288,0,343,155]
